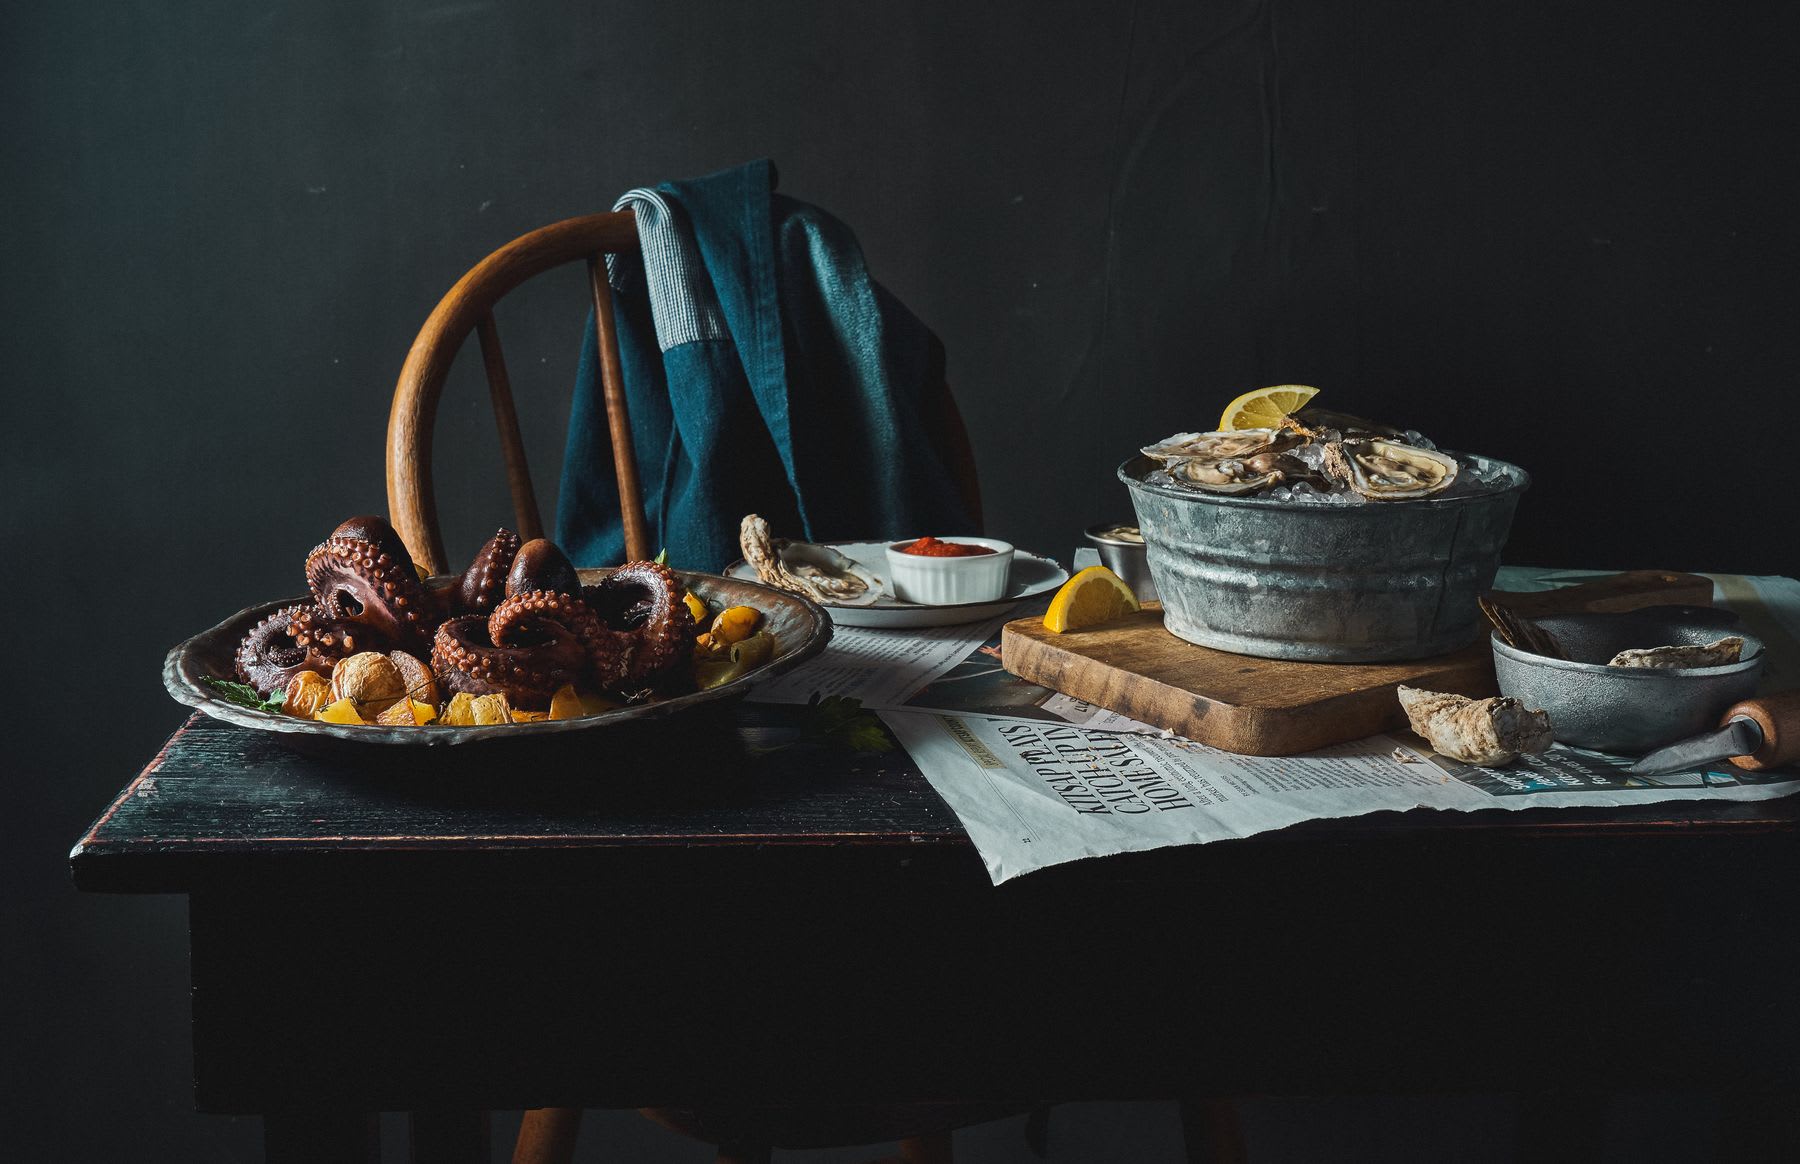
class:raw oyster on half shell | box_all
[1323,438,1459,500]
[739,514,881,606]
[1165,456,1283,494]
[1141,429,1290,463]
[1142,429,1308,495]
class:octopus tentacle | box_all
[304,515,433,650]
[588,561,694,685]
[431,615,589,709]
[506,538,583,598]
[235,605,335,696]
[286,604,372,658]
[490,591,632,689]
[454,528,521,616]
[327,514,415,564]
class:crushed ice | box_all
[1138,417,1517,505]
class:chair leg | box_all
[1178,1097,1248,1164]
[513,1108,583,1164]
[899,1130,953,1163]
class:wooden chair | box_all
[385,209,982,576]
[383,212,1004,1164]
[388,210,644,572]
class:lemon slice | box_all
[1218,384,1320,431]
[1043,566,1140,634]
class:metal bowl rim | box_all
[1117,452,1531,510]
[1490,631,1765,678]
[1083,521,1148,548]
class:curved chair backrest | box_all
[387,211,647,574]
[387,211,983,575]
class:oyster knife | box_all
[1629,718,1763,778]
[1628,690,1800,778]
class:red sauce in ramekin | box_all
[895,536,995,558]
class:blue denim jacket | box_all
[556,159,974,571]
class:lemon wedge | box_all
[1218,384,1319,431]
[1043,566,1140,634]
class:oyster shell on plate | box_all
[1323,438,1459,500]
[739,514,882,606]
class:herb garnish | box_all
[203,677,285,713]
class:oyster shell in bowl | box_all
[739,514,882,606]
[1323,439,1459,500]
[1141,429,1292,463]
[1142,428,1308,495]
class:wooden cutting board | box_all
[1000,570,1713,756]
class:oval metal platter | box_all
[164,568,832,747]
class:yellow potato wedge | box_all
[442,692,478,726]
[315,698,365,725]
[709,605,762,646]
[469,693,512,725]
[694,631,779,690]
[375,698,421,726]
[548,684,585,721]
[731,629,775,670]
[283,671,332,719]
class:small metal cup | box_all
[1084,522,1158,602]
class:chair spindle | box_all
[586,256,653,562]
[475,312,545,543]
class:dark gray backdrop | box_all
[5,1,1795,1159]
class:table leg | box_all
[410,1109,490,1163]
[264,1110,379,1164]
[512,1108,583,1164]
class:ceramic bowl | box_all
[884,537,1014,604]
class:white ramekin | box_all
[884,537,1015,604]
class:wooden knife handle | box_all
[1725,689,1800,773]
[1490,570,1713,619]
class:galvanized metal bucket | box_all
[1119,454,1529,662]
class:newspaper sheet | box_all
[749,602,1161,728]
[748,612,1015,709]
[880,712,1800,883]
[749,563,1800,884]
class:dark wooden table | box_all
[73,705,1800,1160]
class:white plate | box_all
[725,541,1069,628]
